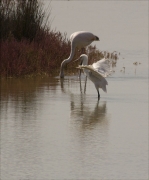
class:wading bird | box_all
[75,54,110,100]
[59,31,99,78]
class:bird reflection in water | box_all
[79,76,87,94]
[70,97,107,127]
[60,77,108,127]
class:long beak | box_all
[73,58,83,65]
[67,57,79,65]
[73,57,82,77]
[73,58,80,63]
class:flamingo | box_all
[75,54,111,100]
[59,31,99,78]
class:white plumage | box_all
[59,31,99,78]
[76,54,110,100]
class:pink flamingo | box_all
[59,31,99,78]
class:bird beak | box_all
[73,58,80,62]
[95,36,100,41]
[73,58,83,65]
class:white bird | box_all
[59,31,99,78]
[75,54,110,100]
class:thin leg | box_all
[97,89,100,101]
[79,77,82,94]
[79,69,82,78]
[84,76,87,94]
[79,58,83,78]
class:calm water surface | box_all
[1,1,148,180]
[1,73,148,179]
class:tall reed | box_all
[0,0,106,77]
[0,0,51,41]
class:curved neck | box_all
[67,42,76,63]
[60,42,75,78]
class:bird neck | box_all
[59,43,75,78]
[82,60,88,66]
[82,56,88,66]
[68,41,76,62]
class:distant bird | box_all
[75,54,110,100]
[59,31,99,78]
[133,62,138,65]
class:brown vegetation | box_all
[0,0,105,78]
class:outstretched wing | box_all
[92,58,111,77]
[77,65,108,92]
[76,65,104,79]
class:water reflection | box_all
[70,99,107,126]
[1,76,147,179]
[0,77,59,117]
[60,77,108,128]
[1,77,109,130]
[1,76,110,179]
[59,77,109,175]
[79,76,87,94]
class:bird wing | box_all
[76,65,104,79]
[77,65,108,92]
[92,58,111,77]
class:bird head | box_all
[59,59,68,78]
[73,54,88,66]
[94,36,100,41]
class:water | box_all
[50,1,148,52]
[1,1,148,179]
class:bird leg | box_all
[78,60,83,78]
[84,76,87,94]
[79,69,82,78]
[79,77,82,94]
[97,89,100,101]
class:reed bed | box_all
[0,0,116,78]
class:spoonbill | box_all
[59,31,99,78]
[75,54,110,100]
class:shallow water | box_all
[1,70,148,179]
[1,1,148,179]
